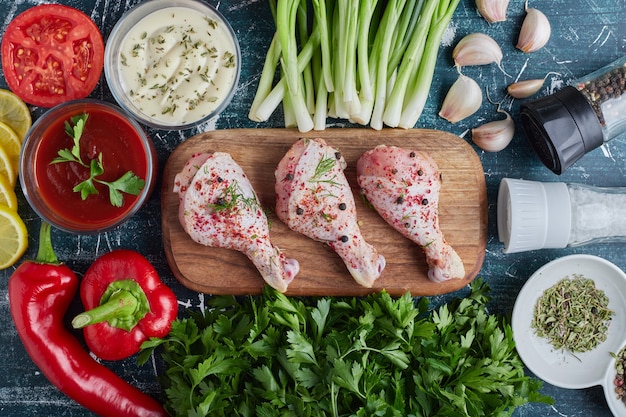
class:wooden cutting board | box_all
[161,128,487,296]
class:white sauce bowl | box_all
[105,0,241,130]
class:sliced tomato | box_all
[1,4,104,108]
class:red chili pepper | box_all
[8,222,167,417]
[72,249,178,361]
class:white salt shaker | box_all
[497,178,626,253]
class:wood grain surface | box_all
[161,128,488,296]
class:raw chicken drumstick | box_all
[174,152,299,293]
[275,138,386,288]
[356,145,465,282]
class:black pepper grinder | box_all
[520,56,626,174]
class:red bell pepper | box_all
[72,249,178,361]
[8,222,167,417]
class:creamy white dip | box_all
[117,7,238,126]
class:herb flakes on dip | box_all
[105,0,241,130]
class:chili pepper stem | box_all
[72,280,150,331]
[36,222,60,265]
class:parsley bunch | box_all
[140,279,552,417]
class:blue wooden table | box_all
[1,0,625,416]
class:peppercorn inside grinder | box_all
[520,56,626,174]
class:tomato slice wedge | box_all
[1,4,104,108]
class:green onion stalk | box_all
[277,0,314,132]
[250,27,321,123]
[383,0,436,127]
[399,0,460,128]
[370,0,408,130]
[248,33,281,122]
[248,0,461,131]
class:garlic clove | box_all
[476,0,510,23]
[439,73,483,123]
[516,2,551,53]
[471,111,515,152]
[507,78,545,98]
[507,72,559,98]
[453,33,506,74]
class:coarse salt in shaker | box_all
[520,56,626,174]
[497,178,626,253]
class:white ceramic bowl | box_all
[512,254,626,390]
[104,0,241,130]
[604,347,626,417]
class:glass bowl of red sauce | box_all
[19,99,157,234]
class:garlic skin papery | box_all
[439,73,483,123]
[453,33,506,74]
[472,110,515,152]
[516,1,551,53]
[476,0,510,23]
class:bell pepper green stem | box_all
[36,222,60,265]
[72,279,150,332]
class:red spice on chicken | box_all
[174,152,299,293]
[275,138,385,288]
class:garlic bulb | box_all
[439,73,482,123]
[453,33,506,74]
[472,110,515,152]
[476,0,509,23]
[516,1,551,53]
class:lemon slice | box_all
[0,89,32,140]
[0,204,28,269]
[0,121,21,171]
[0,144,17,187]
[0,176,17,211]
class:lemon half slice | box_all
[0,121,21,171]
[0,89,32,140]
[0,204,28,269]
[0,144,17,187]
[0,176,17,211]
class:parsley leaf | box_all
[50,113,145,207]
[100,171,146,208]
[73,158,102,200]
[64,113,87,160]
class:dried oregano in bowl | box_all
[531,275,614,353]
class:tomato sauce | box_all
[32,104,150,229]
